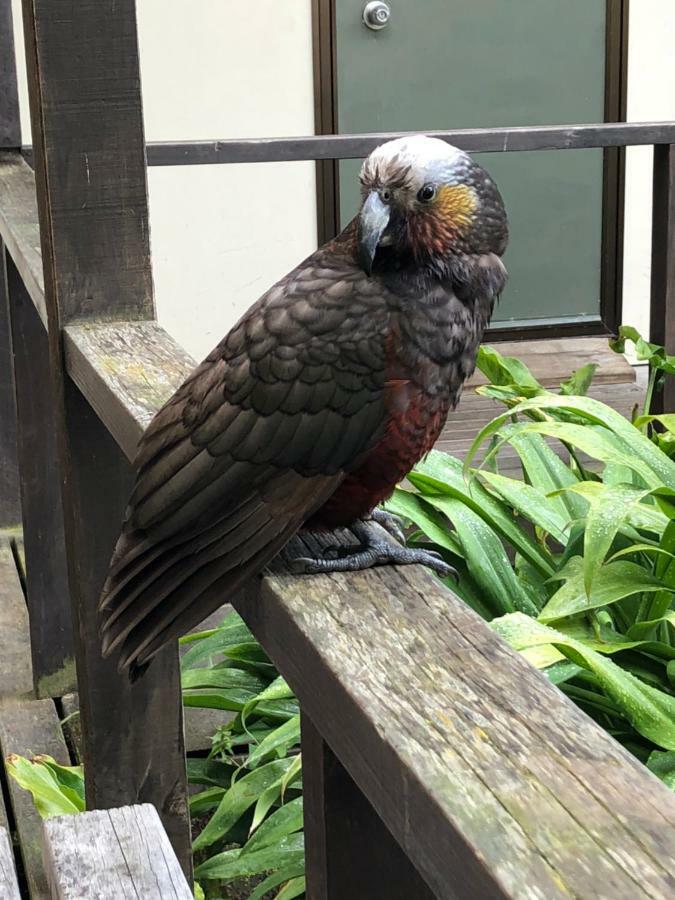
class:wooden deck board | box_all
[0,698,70,899]
[0,538,32,699]
[0,826,21,900]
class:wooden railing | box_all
[2,0,675,896]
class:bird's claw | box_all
[368,508,407,544]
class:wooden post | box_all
[301,716,436,900]
[0,242,20,528]
[19,0,191,877]
[4,251,74,695]
[650,143,675,413]
[0,0,21,526]
[0,0,20,149]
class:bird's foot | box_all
[289,520,457,580]
[366,508,407,544]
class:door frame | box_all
[312,0,629,341]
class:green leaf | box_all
[248,862,307,900]
[181,667,268,693]
[247,718,301,770]
[193,758,295,851]
[539,557,667,622]
[493,613,675,749]
[559,363,598,396]
[467,392,675,490]
[6,755,84,817]
[280,752,303,800]
[646,750,675,789]
[180,614,256,670]
[276,877,306,899]
[509,432,587,521]
[243,797,303,855]
[409,450,555,577]
[194,834,304,881]
[476,345,543,392]
[187,758,236,788]
[189,786,225,816]
[182,687,259,712]
[385,489,463,556]
[562,483,653,593]
[611,325,675,374]
[422,495,539,615]
[476,469,569,542]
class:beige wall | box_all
[12,0,317,362]
[10,1,675,357]
[623,0,675,346]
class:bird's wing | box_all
[99,255,390,673]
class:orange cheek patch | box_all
[435,184,477,230]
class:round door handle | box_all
[363,1,391,31]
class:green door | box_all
[332,0,618,332]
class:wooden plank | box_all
[20,0,191,876]
[0,538,32,698]
[5,254,74,697]
[0,696,70,899]
[302,715,435,900]
[232,537,675,899]
[64,322,195,461]
[144,121,675,166]
[43,805,192,900]
[0,240,20,527]
[0,826,21,900]
[0,0,20,148]
[0,154,45,326]
[650,143,675,413]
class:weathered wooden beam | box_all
[650,144,675,413]
[302,715,436,900]
[0,537,32,698]
[20,0,190,875]
[0,0,20,149]
[144,121,675,166]
[0,154,45,326]
[235,533,675,899]
[0,826,20,900]
[43,805,193,899]
[0,240,20,526]
[5,254,74,696]
[64,321,195,461]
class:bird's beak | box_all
[358,191,390,275]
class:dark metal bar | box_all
[141,122,675,166]
[302,716,436,900]
[0,0,21,148]
[650,144,675,413]
[20,0,191,876]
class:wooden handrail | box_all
[56,309,675,898]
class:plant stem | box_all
[644,365,658,417]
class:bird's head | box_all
[357,134,508,276]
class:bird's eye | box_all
[418,184,436,203]
[381,188,392,202]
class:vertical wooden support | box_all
[19,0,191,877]
[301,716,436,900]
[5,252,74,695]
[650,143,675,413]
[0,0,20,148]
[0,243,20,527]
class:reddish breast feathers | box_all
[306,377,448,529]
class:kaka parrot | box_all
[99,135,508,676]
